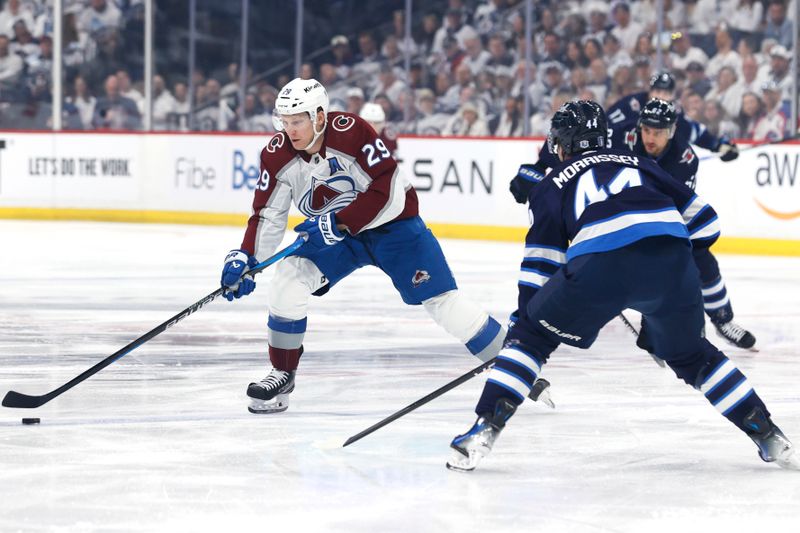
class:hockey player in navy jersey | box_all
[447,101,798,472]
[613,98,756,349]
[508,71,738,205]
[606,71,739,161]
[219,78,508,414]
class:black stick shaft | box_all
[2,238,304,409]
[343,357,496,447]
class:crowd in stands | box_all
[0,0,797,142]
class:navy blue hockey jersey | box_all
[518,149,720,314]
[610,126,699,189]
[606,91,723,151]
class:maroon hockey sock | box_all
[269,345,303,371]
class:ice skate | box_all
[714,320,756,351]
[528,378,555,409]
[744,408,800,470]
[247,368,295,414]
[447,398,516,472]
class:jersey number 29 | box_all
[362,139,391,167]
[574,167,642,218]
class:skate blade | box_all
[529,379,555,409]
[445,445,486,472]
[248,394,290,414]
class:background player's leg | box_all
[692,247,756,349]
[646,245,796,468]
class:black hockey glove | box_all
[718,137,739,162]
[509,164,545,204]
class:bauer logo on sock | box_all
[412,270,431,287]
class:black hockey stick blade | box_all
[2,238,305,409]
[343,357,496,448]
[618,312,666,368]
[2,390,49,409]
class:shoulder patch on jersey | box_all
[331,114,357,132]
[266,132,286,153]
[625,129,638,150]
[680,148,695,165]
[630,98,641,112]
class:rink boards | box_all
[0,130,797,255]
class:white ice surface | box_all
[1,220,799,532]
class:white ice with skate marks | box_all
[0,220,799,532]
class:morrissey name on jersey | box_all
[553,153,640,189]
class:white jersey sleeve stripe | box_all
[689,218,720,240]
[523,245,566,264]
[519,269,551,289]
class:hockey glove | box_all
[718,137,739,162]
[294,212,344,253]
[221,249,258,301]
[509,164,545,204]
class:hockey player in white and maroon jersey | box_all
[219,78,507,413]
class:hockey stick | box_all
[618,312,665,368]
[343,357,496,447]
[2,237,305,409]
[699,133,800,161]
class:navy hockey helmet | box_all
[649,71,676,92]
[638,98,677,133]
[547,100,608,157]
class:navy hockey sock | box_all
[475,344,542,416]
[701,277,734,324]
[698,355,769,433]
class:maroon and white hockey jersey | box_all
[241,112,419,260]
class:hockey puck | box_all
[21,418,40,425]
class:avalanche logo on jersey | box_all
[298,174,357,216]
[412,270,431,287]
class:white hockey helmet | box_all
[274,77,329,149]
[359,102,386,124]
